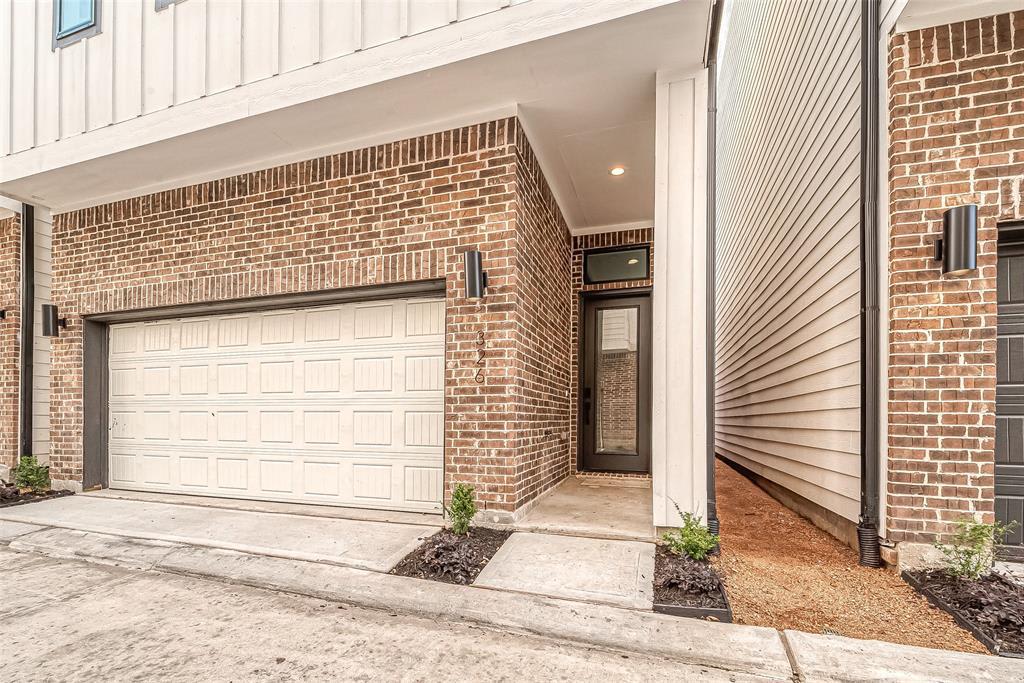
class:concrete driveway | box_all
[0,548,741,682]
[3,495,1022,682]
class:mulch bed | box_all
[905,569,1024,657]
[390,527,512,585]
[0,482,73,508]
[654,545,727,609]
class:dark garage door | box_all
[996,222,1024,557]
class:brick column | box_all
[0,215,20,473]
[886,12,1024,552]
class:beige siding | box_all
[715,0,862,522]
[32,208,52,461]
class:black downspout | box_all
[705,0,724,537]
[858,0,882,567]
[19,203,34,461]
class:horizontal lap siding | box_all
[716,0,862,522]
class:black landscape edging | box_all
[0,489,74,509]
[901,570,1024,659]
[653,586,733,623]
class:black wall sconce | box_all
[0,309,5,320]
[41,304,67,337]
[464,250,488,300]
[934,205,978,276]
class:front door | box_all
[580,294,651,473]
[997,222,1024,557]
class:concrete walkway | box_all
[2,496,1022,681]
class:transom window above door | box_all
[583,246,650,285]
[54,0,100,48]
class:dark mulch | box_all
[390,527,512,585]
[0,481,73,508]
[654,545,727,609]
[908,569,1024,656]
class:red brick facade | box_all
[886,11,1024,544]
[569,228,653,475]
[50,118,572,514]
[0,215,19,471]
[512,126,574,505]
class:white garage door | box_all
[107,296,445,512]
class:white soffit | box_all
[897,0,1020,33]
[0,1,710,234]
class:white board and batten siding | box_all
[0,0,528,158]
[715,0,863,523]
[107,297,446,513]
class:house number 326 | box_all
[475,330,486,384]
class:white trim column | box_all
[652,69,708,527]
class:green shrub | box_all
[662,502,719,561]
[447,483,477,536]
[935,517,1017,580]
[14,455,50,493]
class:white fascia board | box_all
[0,0,678,186]
[0,195,20,218]
[896,0,1019,33]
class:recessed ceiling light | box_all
[609,166,626,176]
[627,258,639,265]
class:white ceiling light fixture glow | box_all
[627,258,639,265]
[609,166,626,176]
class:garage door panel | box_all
[108,296,444,512]
[104,447,442,512]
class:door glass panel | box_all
[595,307,639,455]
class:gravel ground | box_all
[713,459,989,654]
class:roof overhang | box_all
[0,0,711,234]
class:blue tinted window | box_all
[57,0,95,39]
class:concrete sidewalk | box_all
[2,497,1022,681]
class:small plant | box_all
[662,501,719,561]
[13,455,50,493]
[936,517,1017,580]
[447,483,477,536]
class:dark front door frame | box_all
[578,289,652,473]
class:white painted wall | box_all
[0,0,529,159]
[652,69,708,527]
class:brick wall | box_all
[511,126,574,506]
[570,228,653,475]
[0,215,19,471]
[51,118,572,513]
[887,11,1024,544]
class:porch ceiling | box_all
[0,0,710,233]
